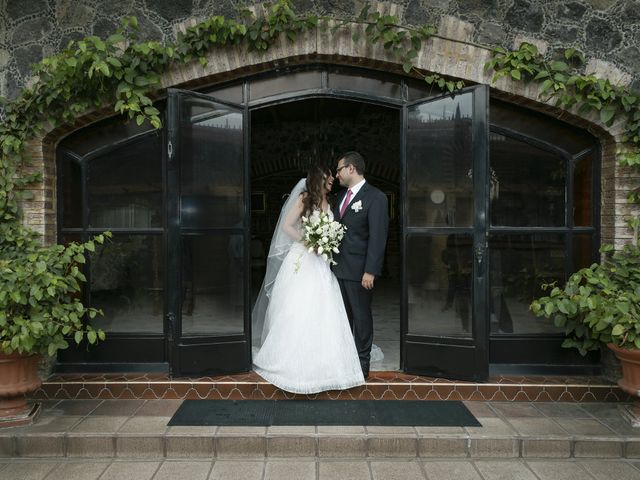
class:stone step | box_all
[2,428,640,460]
[33,372,628,402]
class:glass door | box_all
[166,89,250,376]
[402,85,489,381]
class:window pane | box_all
[59,111,158,158]
[90,235,164,333]
[574,153,593,226]
[573,234,594,271]
[408,234,473,337]
[87,133,162,228]
[201,82,243,103]
[405,78,440,102]
[329,71,401,98]
[490,133,566,227]
[491,99,596,155]
[407,93,474,227]
[180,98,244,228]
[489,234,565,335]
[250,70,322,100]
[62,155,82,228]
[181,233,244,335]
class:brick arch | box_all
[28,20,632,245]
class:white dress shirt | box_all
[340,179,366,213]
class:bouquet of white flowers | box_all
[300,211,347,266]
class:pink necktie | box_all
[339,189,353,218]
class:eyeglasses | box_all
[336,165,349,174]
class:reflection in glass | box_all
[574,153,593,226]
[181,234,244,335]
[408,235,473,337]
[62,155,82,228]
[490,99,595,155]
[407,93,473,227]
[180,99,244,228]
[87,133,162,228]
[250,71,322,100]
[490,133,566,227]
[406,78,439,101]
[328,72,401,98]
[90,235,164,333]
[573,234,594,271]
[489,234,565,334]
[201,82,243,103]
[60,110,157,158]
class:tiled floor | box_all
[1,459,640,480]
[3,399,640,477]
[3,399,640,456]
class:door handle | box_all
[166,312,176,341]
[474,242,487,265]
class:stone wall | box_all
[1,0,639,99]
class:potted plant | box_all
[530,219,640,397]
[0,219,110,425]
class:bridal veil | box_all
[251,178,306,349]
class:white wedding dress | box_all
[252,207,365,394]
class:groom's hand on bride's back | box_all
[362,272,375,290]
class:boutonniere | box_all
[351,200,363,212]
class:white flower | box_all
[351,200,363,212]
[298,212,347,267]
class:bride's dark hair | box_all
[302,165,331,217]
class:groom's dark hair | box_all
[338,151,365,175]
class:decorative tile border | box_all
[30,372,629,402]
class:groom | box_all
[332,151,389,378]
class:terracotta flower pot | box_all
[608,343,640,397]
[0,352,42,418]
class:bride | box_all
[252,166,365,394]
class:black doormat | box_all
[167,400,481,427]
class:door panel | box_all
[166,89,250,376]
[402,86,489,381]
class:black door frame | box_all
[166,88,252,376]
[401,85,490,381]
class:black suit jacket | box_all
[332,182,389,282]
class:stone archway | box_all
[23,15,632,248]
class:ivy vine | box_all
[485,42,640,208]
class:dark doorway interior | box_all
[250,98,401,371]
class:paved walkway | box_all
[2,458,640,480]
[2,399,640,478]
